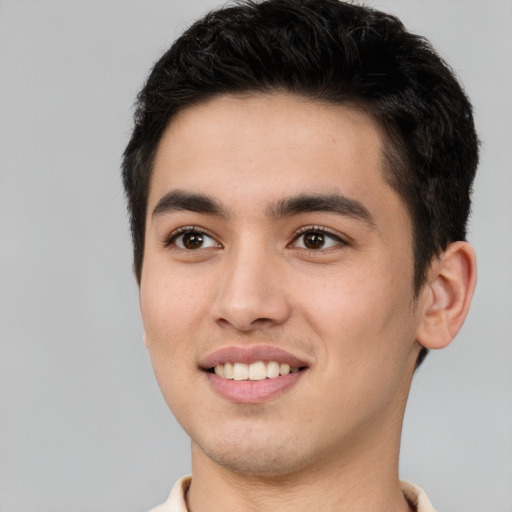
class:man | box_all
[122,1,478,510]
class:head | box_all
[122,0,478,479]
[122,0,478,368]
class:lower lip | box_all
[206,370,305,404]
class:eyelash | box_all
[291,226,348,250]
[164,225,348,252]
[163,226,217,248]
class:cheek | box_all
[140,262,210,339]
[299,260,416,365]
[140,273,208,420]
[139,270,204,385]
[302,269,417,420]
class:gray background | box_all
[0,0,510,511]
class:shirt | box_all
[148,476,437,512]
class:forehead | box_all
[148,93,402,222]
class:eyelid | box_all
[163,225,221,249]
[162,224,348,250]
[290,225,349,249]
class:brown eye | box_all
[293,229,343,250]
[182,232,204,249]
[172,230,219,250]
[303,232,325,249]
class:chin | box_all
[204,444,311,476]
[192,426,321,477]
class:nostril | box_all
[214,315,278,332]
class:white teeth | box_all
[249,361,267,381]
[224,362,234,379]
[279,363,291,376]
[233,362,249,381]
[266,361,280,378]
[212,361,301,381]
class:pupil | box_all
[304,232,324,249]
[183,232,203,249]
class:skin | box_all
[140,93,476,512]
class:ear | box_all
[416,241,477,350]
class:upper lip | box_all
[200,345,313,370]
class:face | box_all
[140,93,423,476]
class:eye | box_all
[292,228,345,250]
[167,228,219,250]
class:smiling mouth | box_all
[209,361,306,381]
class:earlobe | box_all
[416,241,477,350]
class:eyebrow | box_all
[152,190,374,227]
[152,190,227,218]
[267,193,375,227]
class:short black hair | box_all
[122,0,479,367]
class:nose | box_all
[210,244,292,333]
